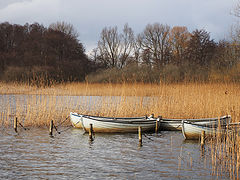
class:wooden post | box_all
[155,120,158,133]
[89,124,93,141]
[138,126,142,146]
[14,117,18,133]
[190,157,193,168]
[201,130,205,148]
[49,120,53,136]
[156,116,162,133]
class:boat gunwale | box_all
[71,113,158,124]
[182,120,227,129]
[160,115,231,122]
[70,112,148,120]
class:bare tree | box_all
[233,0,240,17]
[97,26,120,68]
[227,1,240,69]
[228,25,240,66]
[132,34,142,64]
[139,23,171,68]
[169,26,190,65]
[96,24,135,68]
[49,21,78,39]
[118,24,135,68]
[185,29,216,67]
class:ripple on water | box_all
[0,128,227,179]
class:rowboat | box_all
[160,115,231,131]
[227,122,240,135]
[70,112,160,133]
[182,120,228,140]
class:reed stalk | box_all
[0,82,239,178]
[0,82,239,125]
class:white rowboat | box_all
[160,115,231,131]
[70,112,160,133]
[182,120,227,140]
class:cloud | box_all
[0,0,236,51]
[0,0,60,25]
[0,0,29,9]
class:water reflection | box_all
[0,128,225,179]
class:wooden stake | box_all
[89,124,93,141]
[157,116,162,133]
[138,126,142,146]
[201,130,205,148]
[155,120,158,133]
[14,117,18,133]
[49,120,53,136]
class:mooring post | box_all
[49,120,53,136]
[155,120,158,133]
[89,124,93,141]
[138,126,142,146]
[14,117,18,133]
[155,116,162,133]
[201,130,205,148]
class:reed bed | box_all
[203,125,240,179]
[0,82,240,126]
[0,81,240,178]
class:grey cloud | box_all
[0,0,236,51]
[0,0,32,9]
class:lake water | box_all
[0,127,229,180]
[0,95,231,179]
[0,94,153,119]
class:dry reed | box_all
[0,81,239,178]
[1,82,240,126]
[206,126,240,179]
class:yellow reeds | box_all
[206,120,240,179]
[0,82,240,126]
[0,81,240,178]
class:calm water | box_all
[0,95,230,179]
[0,128,227,180]
[0,94,153,120]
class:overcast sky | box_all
[0,0,238,53]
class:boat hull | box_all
[160,121,182,131]
[182,121,225,140]
[160,116,231,131]
[70,112,159,133]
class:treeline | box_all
[0,22,95,85]
[0,22,240,84]
[88,23,240,83]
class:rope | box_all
[56,116,70,128]
[52,115,71,135]
[143,133,154,141]
[56,126,73,134]
[53,124,61,134]
[19,122,29,130]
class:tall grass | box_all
[0,81,239,178]
[204,124,240,179]
[0,82,239,126]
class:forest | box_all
[0,22,95,85]
[0,21,239,85]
